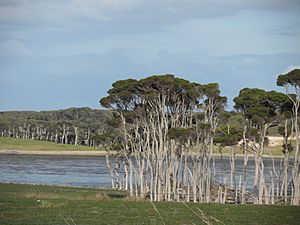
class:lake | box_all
[0,154,290,190]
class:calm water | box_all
[0,154,111,188]
[0,154,288,189]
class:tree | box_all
[234,88,290,204]
[277,68,300,205]
[100,74,227,202]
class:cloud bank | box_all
[1,0,299,25]
[0,0,299,110]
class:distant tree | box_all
[277,68,300,205]
[214,126,242,148]
[0,108,112,147]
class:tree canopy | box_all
[233,88,291,126]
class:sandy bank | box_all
[0,149,285,158]
[0,149,109,156]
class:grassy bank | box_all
[0,183,299,225]
[0,137,104,152]
[0,137,288,156]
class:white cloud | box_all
[0,0,299,25]
[0,0,143,24]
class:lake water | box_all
[0,154,289,190]
[0,155,111,188]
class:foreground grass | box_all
[0,183,299,225]
[0,137,103,151]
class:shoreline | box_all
[0,149,108,156]
[0,149,285,158]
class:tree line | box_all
[100,69,300,205]
[0,107,112,147]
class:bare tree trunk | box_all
[124,162,128,191]
[86,128,90,146]
[74,127,79,145]
[127,158,133,196]
[106,155,115,189]
[292,103,300,205]
[282,119,290,204]
[229,148,236,188]
[62,124,66,144]
[271,171,275,204]
[242,152,249,204]
[258,161,265,205]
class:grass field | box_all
[0,137,289,156]
[212,145,286,156]
[0,183,299,225]
[0,137,103,151]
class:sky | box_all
[0,0,300,111]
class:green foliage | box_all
[100,74,227,155]
[278,124,292,137]
[100,74,226,113]
[245,127,261,143]
[100,79,138,111]
[110,143,123,151]
[234,88,266,111]
[93,131,114,143]
[233,88,291,126]
[0,107,111,132]
[195,112,205,121]
[202,83,220,97]
[0,107,113,146]
[106,113,122,127]
[277,69,300,87]
[282,143,293,154]
[168,127,195,141]
[215,126,243,147]
[92,131,122,150]
[123,111,136,123]
[198,122,211,131]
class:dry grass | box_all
[94,192,110,200]
[124,195,146,202]
[23,191,112,201]
[38,200,66,209]
[24,192,61,200]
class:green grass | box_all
[0,137,294,156]
[0,137,104,151]
[0,183,299,225]
[211,145,288,157]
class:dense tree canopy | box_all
[0,107,112,146]
[234,88,291,126]
[277,69,300,91]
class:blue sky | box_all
[0,0,300,111]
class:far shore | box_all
[0,149,108,156]
[0,137,288,158]
[0,149,285,158]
